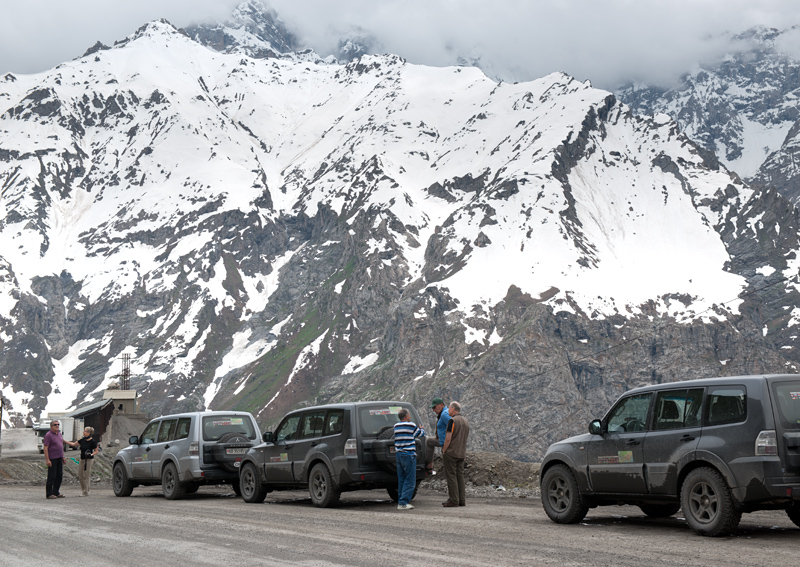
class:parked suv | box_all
[540,374,800,536]
[112,410,260,499]
[239,401,431,507]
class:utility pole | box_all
[0,395,5,457]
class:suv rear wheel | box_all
[309,463,340,508]
[162,462,187,500]
[541,464,589,524]
[786,506,800,528]
[240,462,268,503]
[387,480,421,502]
[681,467,741,536]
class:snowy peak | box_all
[183,0,298,60]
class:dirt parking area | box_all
[1,484,798,567]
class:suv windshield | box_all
[202,415,257,441]
[359,405,405,437]
[772,381,800,430]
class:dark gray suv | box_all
[540,374,800,536]
[238,401,431,507]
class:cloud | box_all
[2,0,800,89]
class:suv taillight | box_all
[344,438,357,456]
[189,441,199,456]
[755,430,777,456]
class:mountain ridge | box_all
[1,17,800,460]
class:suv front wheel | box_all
[309,463,340,508]
[113,462,134,497]
[541,464,589,524]
[681,467,741,536]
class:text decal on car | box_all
[597,451,634,464]
[213,418,244,426]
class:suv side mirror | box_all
[262,431,273,443]
[129,435,139,445]
[588,420,604,435]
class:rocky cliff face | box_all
[2,19,800,460]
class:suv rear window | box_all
[705,386,746,426]
[202,415,257,441]
[772,381,800,430]
[358,405,405,437]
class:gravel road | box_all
[1,484,798,567]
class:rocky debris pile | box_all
[421,451,540,499]
[0,450,116,485]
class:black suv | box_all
[540,374,800,536]
[238,401,431,507]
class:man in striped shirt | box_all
[393,408,425,510]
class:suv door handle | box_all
[680,435,696,442]
[164,444,170,449]
[145,447,151,452]
[626,439,640,446]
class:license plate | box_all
[226,448,247,455]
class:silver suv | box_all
[112,410,260,499]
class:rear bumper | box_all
[186,465,239,483]
[762,477,800,501]
[335,457,430,489]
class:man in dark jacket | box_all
[442,401,469,507]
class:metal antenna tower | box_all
[120,353,131,390]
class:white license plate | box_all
[226,448,247,455]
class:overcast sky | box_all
[2,0,800,89]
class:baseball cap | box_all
[430,397,444,408]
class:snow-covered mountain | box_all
[2,17,800,459]
[616,26,800,203]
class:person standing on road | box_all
[69,426,99,496]
[442,401,470,508]
[393,408,425,510]
[42,421,68,499]
[425,397,450,468]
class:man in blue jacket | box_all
[425,397,450,468]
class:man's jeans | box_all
[396,452,416,506]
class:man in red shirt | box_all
[43,421,68,499]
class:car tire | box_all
[240,462,267,503]
[162,462,187,500]
[309,463,340,508]
[786,506,800,528]
[113,462,134,497]
[681,467,741,536]
[541,464,589,524]
[638,503,681,518]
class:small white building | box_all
[103,389,139,414]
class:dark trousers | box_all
[46,458,63,497]
[425,436,440,464]
[443,453,465,505]
[395,452,416,506]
